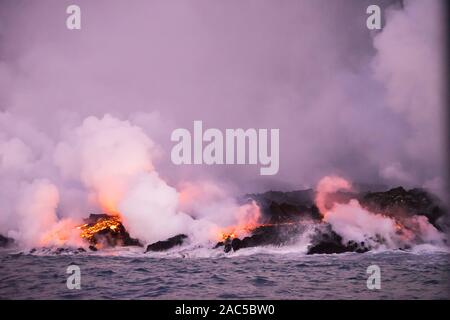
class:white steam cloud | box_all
[315,176,445,250]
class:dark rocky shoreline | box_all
[139,185,447,255]
[211,186,448,254]
[1,186,447,255]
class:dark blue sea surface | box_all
[0,248,449,299]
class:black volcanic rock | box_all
[215,224,306,253]
[91,224,141,247]
[248,186,447,229]
[227,186,448,255]
[145,234,188,252]
[246,189,320,224]
[247,189,315,207]
[307,240,369,255]
[306,224,369,255]
[82,214,142,248]
[214,237,233,252]
[266,202,321,224]
[0,234,14,248]
[84,213,111,224]
[360,187,446,229]
[216,222,371,255]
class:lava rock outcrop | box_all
[247,189,321,224]
[0,234,14,248]
[306,224,370,254]
[81,214,142,247]
[216,186,447,254]
[215,224,305,252]
[145,234,188,252]
[360,187,446,229]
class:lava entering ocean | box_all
[78,215,121,241]
[77,214,141,249]
[1,176,447,256]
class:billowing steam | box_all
[177,180,262,240]
[0,114,263,247]
[54,115,155,213]
[53,115,191,244]
[14,179,60,246]
[315,176,445,250]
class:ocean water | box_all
[0,246,449,300]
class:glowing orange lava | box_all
[77,215,122,242]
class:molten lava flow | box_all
[218,223,257,241]
[216,201,262,241]
[76,213,142,248]
[219,231,237,241]
[214,201,301,242]
[218,221,299,241]
[77,215,122,243]
[39,219,83,247]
